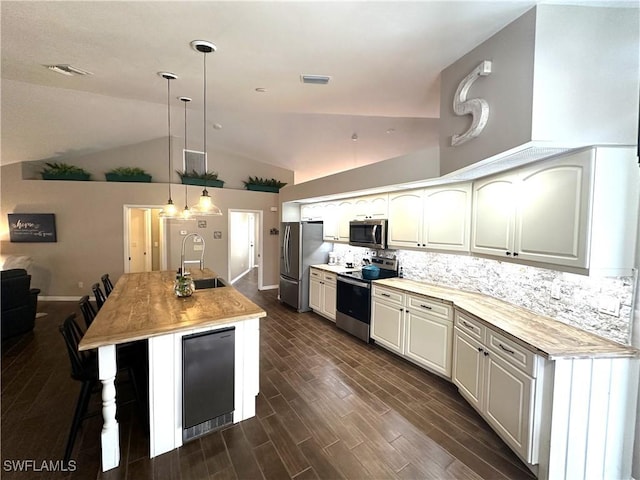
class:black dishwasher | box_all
[182,327,235,442]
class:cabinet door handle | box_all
[419,304,432,310]
[461,320,475,331]
[499,343,516,355]
[381,293,391,297]
[484,351,489,357]
[506,251,512,256]
[477,347,484,353]
[513,252,519,257]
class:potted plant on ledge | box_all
[41,162,91,181]
[105,167,152,182]
[243,176,287,193]
[176,170,224,188]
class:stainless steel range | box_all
[335,255,398,342]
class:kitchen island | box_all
[79,269,266,472]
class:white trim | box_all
[227,209,264,290]
[260,284,278,291]
[39,295,84,301]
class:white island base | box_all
[98,317,260,471]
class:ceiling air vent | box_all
[300,74,331,85]
[46,64,93,77]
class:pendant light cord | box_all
[184,98,188,206]
[203,51,207,173]
[167,76,172,201]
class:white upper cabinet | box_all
[471,174,519,256]
[300,203,324,221]
[423,184,472,252]
[322,202,339,241]
[515,155,592,267]
[353,194,389,220]
[472,146,639,274]
[387,190,424,248]
[389,185,471,252]
[472,152,593,268]
[337,199,354,242]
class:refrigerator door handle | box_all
[284,224,291,273]
[280,275,298,285]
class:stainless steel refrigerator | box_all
[279,221,331,312]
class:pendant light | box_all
[179,96,194,220]
[159,72,178,218]
[190,40,222,216]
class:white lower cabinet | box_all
[309,268,337,321]
[452,310,542,464]
[371,285,453,377]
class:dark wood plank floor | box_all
[2,268,535,480]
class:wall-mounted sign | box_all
[451,60,492,146]
[8,213,57,243]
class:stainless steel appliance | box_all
[336,255,398,342]
[349,219,388,249]
[279,221,331,312]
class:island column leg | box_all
[98,344,120,471]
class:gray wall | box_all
[2,136,291,295]
[280,147,440,205]
[439,6,639,175]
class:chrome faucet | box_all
[181,233,206,274]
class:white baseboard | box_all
[260,284,278,291]
[40,295,89,301]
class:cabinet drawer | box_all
[323,273,336,284]
[407,295,452,320]
[310,268,322,279]
[372,286,403,306]
[454,310,485,342]
[487,330,538,377]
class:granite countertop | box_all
[374,278,639,360]
[79,270,266,351]
[310,264,362,274]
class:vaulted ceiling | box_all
[1,1,632,183]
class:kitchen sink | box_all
[194,277,228,290]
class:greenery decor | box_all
[176,169,224,188]
[243,176,287,193]
[105,167,152,182]
[41,162,91,181]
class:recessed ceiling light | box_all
[46,64,93,76]
[386,128,396,134]
[300,74,331,85]
[255,87,267,93]
[212,123,223,130]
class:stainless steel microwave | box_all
[349,219,388,249]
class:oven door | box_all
[336,276,371,342]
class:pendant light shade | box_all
[159,72,178,218]
[190,40,222,216]
[179,96,194,220]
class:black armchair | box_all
[1,269,40,340]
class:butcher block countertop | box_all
[375,278,638,360]
[311,264,361,274]
[79,269,266,351]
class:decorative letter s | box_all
[451,60,492,147]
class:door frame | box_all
[228,209,263,289]
[123,205,162,273]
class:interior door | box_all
[129,208,150,273]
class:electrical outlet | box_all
[550,281,561,300]
[598,295,620,317]
[78,281,84,289]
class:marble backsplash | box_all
[331,244,635,344]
